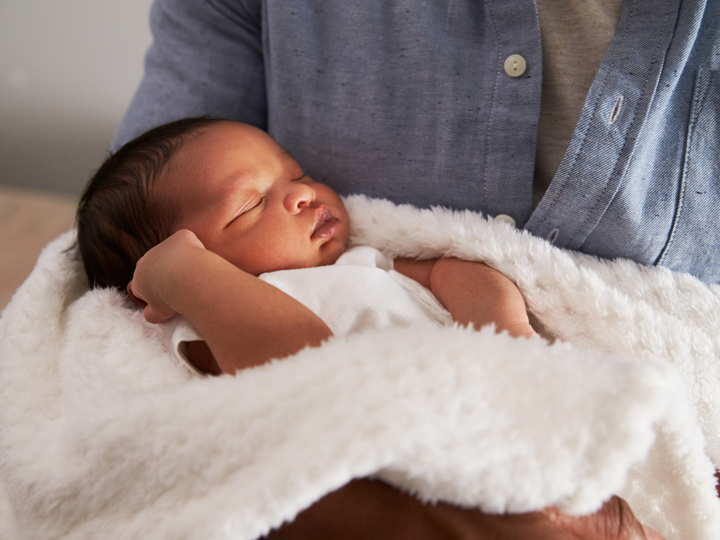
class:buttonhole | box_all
[547,229,559,244]
[608,95,624,125]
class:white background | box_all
[0,0,154,195]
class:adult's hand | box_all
[542,497,663,540]
[264,478,663,540]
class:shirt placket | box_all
[525,0,681,250]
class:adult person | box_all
[110,0,700,537]
[114,0,720,284]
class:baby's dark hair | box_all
[76,117,224,290]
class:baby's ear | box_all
[126,281,147,308]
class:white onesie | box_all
[165,246,452,374]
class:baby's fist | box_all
[127,229,206,324]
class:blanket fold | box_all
[1,195,719,539]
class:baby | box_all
[76,119,668,539]
[76,118,535,375]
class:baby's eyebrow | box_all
[280,148,303,170]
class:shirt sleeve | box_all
[112,0,267,150]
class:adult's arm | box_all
[264,478,662,540]
[113,0,266,149]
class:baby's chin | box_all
[317,239,347,267]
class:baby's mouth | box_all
[311,206,340,240]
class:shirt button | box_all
[495,214,516,227]
[504,54,527,77]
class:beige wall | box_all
[0,0,154,196]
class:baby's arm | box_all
[128,230,333,374]
[394,258,535,338]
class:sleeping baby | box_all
[76,117,535,375]
[74,117,665,540]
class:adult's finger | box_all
[542,496,664,540]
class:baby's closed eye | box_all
[226,197,264,228]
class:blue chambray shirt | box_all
[114,0,720,283]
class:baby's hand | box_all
[127,229,206,324]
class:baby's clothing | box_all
[165,246,452,374]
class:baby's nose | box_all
[284,182,315,213]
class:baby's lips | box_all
[312,218,340,240]
[311,205,340,239]
[312,205,332,229]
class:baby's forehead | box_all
[156,121,303,199]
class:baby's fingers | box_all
[128,281,176,323]
[142,304,177,325]
[126,281,147,307]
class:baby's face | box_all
[165,121,349,275]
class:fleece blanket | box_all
[1,195,720,540]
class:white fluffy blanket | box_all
[1,195,720,540]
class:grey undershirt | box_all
[533,0,624,207]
